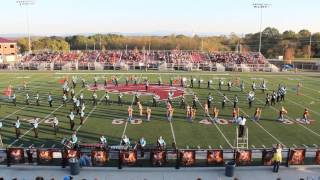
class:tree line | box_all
[17,27,320,59]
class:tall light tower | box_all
[16,0,34,53]
[252,3,271,54]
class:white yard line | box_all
[157,73,177,146]
[120,73,142,144]
[0,107,26,122]
[189,88,234,148]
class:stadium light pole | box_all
[16,0,34,54]
[253,3,271,54]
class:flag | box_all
[3,86,12,97]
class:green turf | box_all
[0,71,319,149]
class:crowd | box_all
[19,50,266,65]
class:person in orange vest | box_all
[146,107,151,121]
[137,102,143,116]
[167,106,174,121]
[278,106,288,122]
[204,102,209,116]
[212,106,219,123]
[253,107,262,121]
[128,106,133,122]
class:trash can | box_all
[225,161,236,177]
[69,158,80,175]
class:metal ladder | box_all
[235,126,248,149]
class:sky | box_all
[0,0,319,36]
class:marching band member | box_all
[261,80,267,93]
[167,106,174,121]
[114,76,119,87]
[104,77,108,87]
[76,98,81,114]
[80,109,85,125]
[138,137,146,156]
[118,93,123,106]
[265,93,271,106]
[253,107,262,121]
[12,93,17,106]
[79,92,84,105]
[191,107,196,120]
[212,107,219,123]
[278,106,288,122]
[302,108,310,124]
[186,105,192,122]
[233,95,238,108]
[125,77,129,86]
[198,79,201,88]
[122,135,130,146]
[48,93,53,107]
[218,79,223,90]
[35,92,40,106]
[134,93,140,105]
[94,75,98,87]
[227,80,232,91]
[280,86,286,101]
[157,136,166,149]
[138,102,143,116]
[100,135,107,146]
[271,91,277,105]
[207,93,213,109]
[128,106,133,122]
[168,90,174,105]
[240,81,245,92]
[251,81,256,92]
[190,76,194,88]
[232,108,239,123]
[152,94,158,107]
[69,110,75,130]
[53,115,59,135]
[25,93,30,105]
[204,103,209,116]
[180,95,186,109]
[105,91,110,105]
[207,80,212,89]
[81,78,86,88]
[72,76,77,88]
[14,116,21,139]
[158,77,162,86]
[62,93,68,106]
[70,88,75,98]
[92,91,98,106]
[247,91,255,108]
[192,95,198,109]
[145,79,149,91]
[221,94,227,109]
[146,107,152,121]
[296,82,302,95]
[32,117,39,138]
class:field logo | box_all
[88,84,185,101]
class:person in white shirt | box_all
[62,93,67,106]
[12,93,17,106]
[100,135,107,146]
[71,131,78,146]
[238,116,246,138]
[105,92,110,105]
[92,91,98,106]
[25,93,30,105]
[122,135,130,146]
[80,110,85,125]
[53,115,59,135]
[48,93,53,107]
[14,116,21,138]
[69,110,75,130]
[35,92,40,106]
[157,136,166,149]
[32,117,39,138]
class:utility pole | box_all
[16,0,34,54]
[253,3,271,54]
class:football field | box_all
[0,71,319,149]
